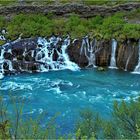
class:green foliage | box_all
[0,96,58,139]
[111,99,140,139]
[0,0,140,7]
[123,24,140,39]
[99,13,125,39]
[83,0,110,6]
[0,40,6,46]
[103,121,117,139]
[84,0,140,6]
[0,0,55,6]
[0,16,6,29]
[75,109,101,139]
[0,120,10,139]
[1,10,139,41]
[6,14,55,39]
[1,95,140,139]
[0,0,17,6]
[75,98,140,139]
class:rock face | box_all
[0,3,140,18]
[1,38,39,75]
[0,37,139,77]
[68,38,139,71]
[116,39,139,71]
[68,39,88,68]
[95,40,111,67]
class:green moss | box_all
[0,0,55,7]
[0,40,6,46]
[0,16,6,28]
[97,67,106,71]
[123,24,140,39]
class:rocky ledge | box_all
[0,3,140,18]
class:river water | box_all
[0,69,140,134]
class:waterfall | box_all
[35,36,79,72]
[0,29,7,41]
[125,55,131,71]
[0,30,17,79]
[133,40,140,74]
[0,48,5,79]
[80,36,97,68]
[0,35,79,79]
[0,48,14,79]
[109,39,117,69]
[125,45,134,71]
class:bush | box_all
[123,24,140,39]
[1,95,140,139]
[75,98,140,139]
[0,96,58,139]
[75,108,101,139]
[0,10,140,41]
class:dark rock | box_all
[12,60,40,73]
[0,36,140,75]
[4,52,13,60]
[68,39,88,67]
[116,39,139,71]
[0,3,140,18]
[96,40,111,66]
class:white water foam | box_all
[80,36,97,68]
[36,36,79,72]
[109,39,118,69]
[0,35,79,79]
[0,81,33,91]
[133,39,140,74]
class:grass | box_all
[0,0,140,7]
[0,0,17,6]
[84,0,140,6]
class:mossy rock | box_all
[0,40,6,46]
[97,67,106,71]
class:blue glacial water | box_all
[0,69,140,134]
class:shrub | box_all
[75,98,140,139]
[75,108,101,139]
[1,10,140,41]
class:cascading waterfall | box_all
[36,36,79,72]
[133,39,140,74]
[0,29,6,41]
[1,32,140,79]
[80,36,97,68]
[0,35,79,79]
[0,48,13,79]
[0,30,14,79]
[125,45,134,71]
[0,48,5,79]
[109,39,117,69]
[125,55,131,71]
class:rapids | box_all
[0,69,140,134]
